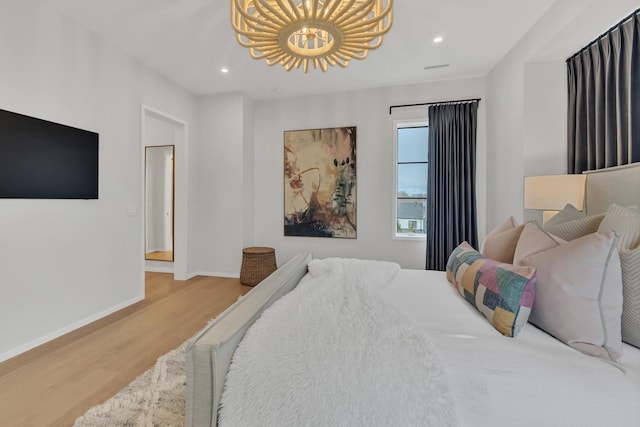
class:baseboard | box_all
[184,271,198,280]
[0,295,144,363]
[144,266,175,274]
[143,270,239,280]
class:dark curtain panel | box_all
[426,101,479,271]
[567,11,640,173]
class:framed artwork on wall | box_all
[284,126,357,238]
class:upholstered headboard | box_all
[584,163,640,215]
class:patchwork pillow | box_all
[522,230,623,360]
[513,222,565,266]
[541,203,605,241]
[481,217,525,264]
[446,242,536,337]
[598,204,640,348]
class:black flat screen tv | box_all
[0,108,99,199]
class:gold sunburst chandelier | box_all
[231,0,393,72]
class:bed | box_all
[186,163,640,427]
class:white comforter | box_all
[381,269,640,427]
[219,258,458,427]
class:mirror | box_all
[145,145,174,262]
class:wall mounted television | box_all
[0,108,99,199]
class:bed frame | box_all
[185,252,312,427]
[184,163,640,427]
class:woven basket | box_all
[240,247,277,286]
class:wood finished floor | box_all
[145,251,174,261]
[0,272,251,427]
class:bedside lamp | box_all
[524,174,586,223]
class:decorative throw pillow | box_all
[513,222,565,266]
[598,204,640,348]
[543,203,584,228]
[481,216,518,247]
[481,217,524,264]
[543,214,605,241]
[522,230,623,360]
[598,204,640,249]
[446,242,536,337]
[541,203,605,241]
[619,248,640,348]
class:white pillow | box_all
[598,204,640,348]
[522,230,623,361]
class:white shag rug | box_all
[73,343,187,427]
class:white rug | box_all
[73,342,187,427]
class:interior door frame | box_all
[141,105,189,285]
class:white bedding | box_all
[381,269,640,427]
[219,259,457,427]
[219,259,458,427]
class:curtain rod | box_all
[566,6,640,62]
[388,98,481,115]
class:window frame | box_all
[392,118,428,241]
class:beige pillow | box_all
[481,217,524,263]
[598,204,640,250]
[541,203,605,241]
[598,204,640,348]
[543,203,584,229]
[619,248,640,348]
[513,222,565,266]
[522,230,623,361]
[543,214,605,241]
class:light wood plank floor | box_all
[145,251,174,261]
[0,272,251,427]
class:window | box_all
[394,122,428,239]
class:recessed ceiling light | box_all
[220,67,229,74]
[433,36,444,44]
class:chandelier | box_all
[231,0,393,72]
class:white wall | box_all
[242,97,255,250]
[194,92,254,276]
[253,79,486,269]
[485,0,640,227]
[7,0,638,362]
[0,1,197,361]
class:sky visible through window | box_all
[397,127,428,197]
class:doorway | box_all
[141,105,188,280]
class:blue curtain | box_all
[567,10,640,173]
[426,101,479,271]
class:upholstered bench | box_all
[185,252,311,427]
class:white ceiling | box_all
[40,0,560,100]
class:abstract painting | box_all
[284,127,356,238]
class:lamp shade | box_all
[524,174,586,211]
